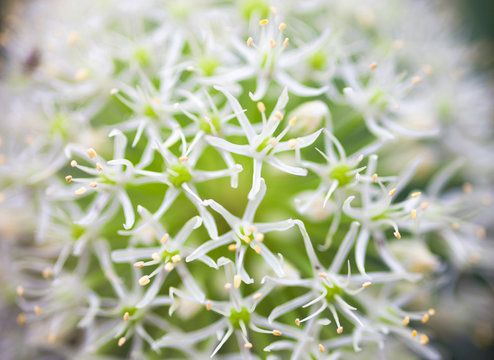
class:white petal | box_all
[266,157,307,176]
[214,85,256,140]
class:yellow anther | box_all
[337,326,343,334]
[412,330,418,338]
[247,37,254,47]
[133,261,144,268]
[288,139,298,148]
[274,111,284,120]
[68,31,79,45]
[428,308,436,316]
[42,267,52,278]
[372,173,378,183]
[370,62,377,70]
[452,222,460,231]
[179,156,188,162]
[289,117,297,126]
[411,76,422,84]
[254,245,261,254]
[270,6,277,14]
[87,148,97,159]
[160,234,169,244]
[318,272,327,278]
[411,209,417,219]
[421,202,429,210]
[283,38,289,47]
[70,160,78,167]
[388,188,397,196]
[96,162,103,171]
[295,318,301,326]
[123,312,130,321]
[279,22,286,30]
[171,254,181,263]
[318,344,325,353]
[421,314,429,323]
[65,175,72,183]
[17,313,26,325]
[272,330,282,336]
[411,191,422,198]
[269,39,276,48]
[75,187,87,196]
[164,262,175,272]
[89,182,98,188]
[362,281,372,288]
[394,231,402,240]
[16,285,24,297]
[228,244,237,251]
[34,305,42,315]
[257,102,266,112]
[259,19,269,26]
[206,301,212,310]
[244,342,253,349]
[403,316,410,325]
[462,183,473,194]
[139,275,150,286]
[152,252,160,261]
[243,235,251,244]
[224,282,232,290]
[420,334,429,345]
[48,333,57,343]
[476,227,486,239]
[234,275,242,288]
[253,292,262,301]
[254,232,264,242]
[118,337,126,347]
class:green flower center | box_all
[329,164,354,187]
[308,50,327,70]
[133,48,151,68]
[255,137,275,155]
[143,103,159,119]
[198,56,219,77]
[323,282,343,303]
[168,163,192,187]
[369,89,389,110]
[161,249,179,262]
[71,224,86,240]
[229,306,251,329]
[199,115,221,134]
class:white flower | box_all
[207,86,322,199]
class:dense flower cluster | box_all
[1,0,493,359]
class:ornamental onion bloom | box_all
[1,0,493,359]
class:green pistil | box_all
[50,114,69,138]
[168,163,192,187]
[239,0,270,20]
[199,114,221,134]
[229,306,251,329]
[323,282,343,303]
[71,224,86,240]
[369,89,389,110]
[238,226,252,243]
[161,249,179,263]
[143,103,159,119]
[329,164,354,187]
[255,137,275,155]
[198,56,219,77]
[309,50,327,70]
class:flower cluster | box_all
[1,0,493,359]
